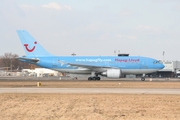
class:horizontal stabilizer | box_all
[18,57,39,63]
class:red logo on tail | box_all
[24,41,37,52]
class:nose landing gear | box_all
[141,74,146,81]
[141,77,145,81]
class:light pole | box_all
[11,60,12,72]
[163,51,165,61]
[10,57,13,72]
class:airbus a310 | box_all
[17,30,164,81]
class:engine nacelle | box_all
[101,69,122,78]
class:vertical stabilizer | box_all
[17,30,52,57]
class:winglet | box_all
[17,30,52,57]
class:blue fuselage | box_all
[24,56,164,75]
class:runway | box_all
[1,88,180,94]
[1,76,180,81]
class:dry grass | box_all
[1,80,180,120]
[0,93,180,120]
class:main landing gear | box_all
[88,72,101,81]
[88,76,101,81]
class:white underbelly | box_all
[122,69,158,74]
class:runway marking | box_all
[0,88,180,94]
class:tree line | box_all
[0,53,36,71]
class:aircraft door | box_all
[52,58,58,66]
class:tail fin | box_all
[17,30,52,57]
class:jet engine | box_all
[101,69,122,78]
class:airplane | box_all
[16,30,164,81]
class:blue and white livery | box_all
[17,30,164,81]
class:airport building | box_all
[149,60,180,78]
[0,68,62,77]
[21,68,61,77]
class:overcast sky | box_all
[0,0,180,60]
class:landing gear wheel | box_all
[88,77,92,81]
[88,76,101,81]
[96,77,100,80]
[141,77,145,81]
[92,77,97,81]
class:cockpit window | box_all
[153,60,162,64]
[153,61,157,64]
[159,60,163,64]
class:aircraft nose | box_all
[160,64,165,69]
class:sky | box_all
[0,0,180,60]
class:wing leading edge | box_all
[58,60,119,72]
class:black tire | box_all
[97,77,100,80]
[141,77,145,81]
[92,77,97,81]
[88,77,92,81]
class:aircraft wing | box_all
[67,62,118,72]
[18,57,39,63]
